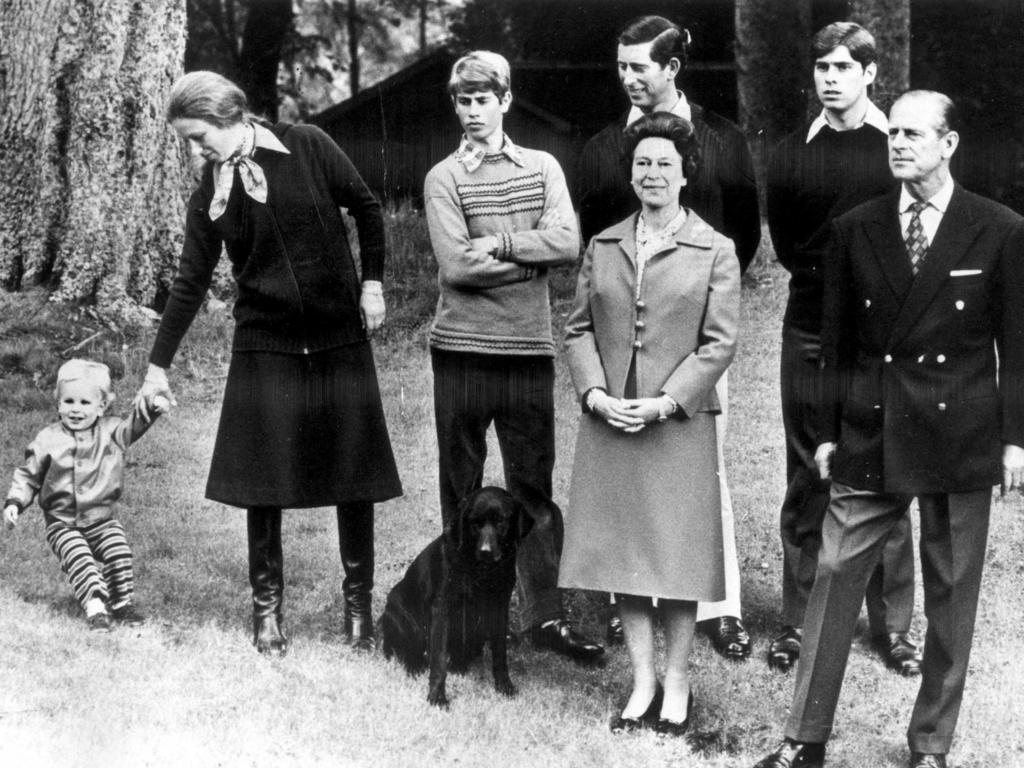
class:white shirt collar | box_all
[899,174,956,215]
[806,100,888,143]
[627,90,691,126]
[251,123,291,154]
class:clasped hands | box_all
[132,364,176,423]
[589,389,675,433]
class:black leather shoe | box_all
[909,752,946,768]
[878,632,922,677]
[654,690,694,737]
[343,608,375,651]
[606,613,625,645]
[752,739,826,768]
[708,615,751,660]
[530,619,604,662]
[768,626,802,672]
[609,684,662,733]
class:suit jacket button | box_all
[938,402,947,411]
[884,354,893,363]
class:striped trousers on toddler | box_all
[44,518,135,611]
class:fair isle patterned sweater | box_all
[424,139,580,356]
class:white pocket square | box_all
[949,269,983,277]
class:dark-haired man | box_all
[754,89,1024,768]
[575,13,759,661]
[765,22,919,677]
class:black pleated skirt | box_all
[206,343,403,509]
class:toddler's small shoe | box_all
[111,604,146,627]
[87,613,112,632]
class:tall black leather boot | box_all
[337,502,374,650]
[248,507,287,656]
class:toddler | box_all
[3,359,167,631]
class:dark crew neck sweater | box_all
[767,122,895,333]
[150,123,384,368]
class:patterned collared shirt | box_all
[453,133,524,173]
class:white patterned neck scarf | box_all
[209,124,267,220]
[634,208,687,299]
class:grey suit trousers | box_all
[786,482,991,754]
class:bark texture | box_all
[1,0,187,324]
[851,0,911,111]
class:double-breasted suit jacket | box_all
[820,186,1024,494]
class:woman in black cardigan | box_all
[137,71,402,656]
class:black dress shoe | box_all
[253,613,288,656]
[606,614,625,645]
[609,684,662,733]
[654,690,694,737]
[530,619,604,662]
[708,615,751,660]
[909,753,946,768]
[877,632,922,677]
[752,739,826,768]
[767,626,802,672]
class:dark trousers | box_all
[779,325,914,632]
[431,349,563,630]
[786,482,991,753]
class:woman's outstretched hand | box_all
[134,364,176,423]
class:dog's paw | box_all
[494,677,517,698]
[427,687,450,709]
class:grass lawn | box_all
[0,253,1022,768]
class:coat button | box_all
[635,300,646,311]
[864,299,872,308]
[956,300,965,310]
[938,402,947,411]
[884,354,893,363]
[937,354,946,363]
[632,340,642,350]
[635,320,646,329]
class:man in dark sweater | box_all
[765,22,919,677]
[574,14,759,660]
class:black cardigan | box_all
[150,123,384,367]
[574,103,761,272]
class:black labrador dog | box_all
[380,486,530,708]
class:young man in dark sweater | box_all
[765,22,919,678]
[574,14,758,661]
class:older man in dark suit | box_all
[754,90,1024,768]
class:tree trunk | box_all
[734,0,811,196]
[239,0,293,122]
[348,0,361,95]
[0,0,188,325]
[850,0,910,112]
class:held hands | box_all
[360,282,386,334]
[133,364,176,423]
[1001,444,1024,496]
[815,442,837,481]
[3,505,18,531]
[589,391,676,433]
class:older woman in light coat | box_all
[559,112,740,735]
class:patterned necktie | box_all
[905,200,929,275]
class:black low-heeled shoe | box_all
[655,690,694,737]
[609,684,663,733]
